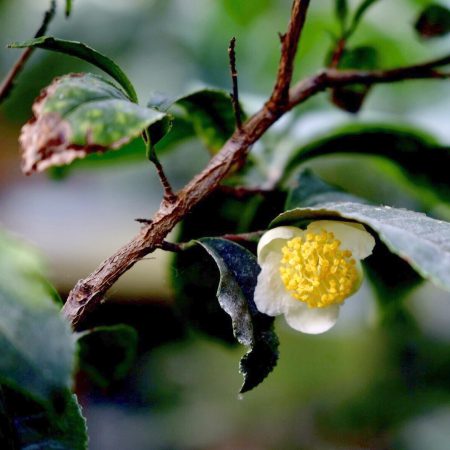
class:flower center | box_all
[279,230,358,308]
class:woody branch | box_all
[61,0,450,329]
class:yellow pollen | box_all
[279,230,358,308]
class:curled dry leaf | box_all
[19,73,169,174]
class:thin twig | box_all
[144,130,177,203]
[153,157,177,203]
[268,0,311,111]
[0,0,56,104]
[288,54,450,107]
[159,230,265,253]
[228,37,242,129]
[218,185,272,199]
[329,38,346,69]
[61,1,450,329]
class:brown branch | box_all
[0,1,56,104]
[288,54,450,107]
[268,0,311,111]
[329,38,346,69]
[217,185,272,199]
[61,1,450,329]
[228,37,242,130]
[152,157,177,203]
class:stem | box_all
[0,0,56,104]
[228,37,242,130]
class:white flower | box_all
[254,220,375,334]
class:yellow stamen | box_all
[279,230,358,308]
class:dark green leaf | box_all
[76,324,138,388]
[283,124,450,203]
[347,0,381,37]
[335,0,349,31]
[0,386,87,450]
[331,46,378,113]
[197,238,279,393]
[19,73,169,174]
[0,230,74,409]
[415,4,450,39]
[272,202,450,292]
[9,36,138,102]
[174,89,239,154]
[365,240,422,323]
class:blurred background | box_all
[1,0,450,448]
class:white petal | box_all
[284,303,340,334]
[307,220,375,260]
[257,226,303,264]
[254,252,294,316]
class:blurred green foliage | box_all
[1,1,450,449]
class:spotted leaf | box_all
[20,73,170,174]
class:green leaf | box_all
[65,0,73,17]
[197,238,279,393]
[48,117,194,178]
[76,324,138,388]
[223,0,273,25]
[272,202,450,292]
[335,0,349,31]
[0,230,74,409]
[283,124,450,203]
[286,170,422,320]
[285,169,366,210]
[331,46,378,113]
[0,386,87,450]
[19,73,169,174]
[174,89,239,154]
[415,4,450,39]
[347,0,381,38]
[9,36,138,102]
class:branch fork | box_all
[55,0,450,328]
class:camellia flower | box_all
[254,220,375,334]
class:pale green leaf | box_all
[0,230,74,409]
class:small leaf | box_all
[331,46,378,113]
[347,0,381,37]
[272,202,450,292]
[415,4,450,39]
[282,124,450,203]
[197,238,279,393]
[335,0,349,31]
[174,89,240,154]
[76,324,138,388]
[0,229,74,409]
[65,0,73,17]
[0,386,87,450]
[9,36,138,102]
[19,73,169,174]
